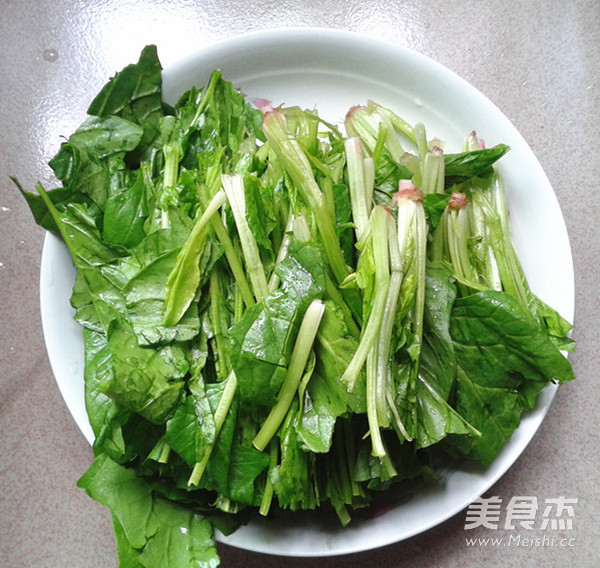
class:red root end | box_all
[393,180,424,204]
[428,138,445,154]
[468,131,486,149]
[345,105,365,122]
[448,192,469,209]
[260,106,283,129]
[253,98,274,112]
[378,204,394,216]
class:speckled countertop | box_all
[1,1,598,567]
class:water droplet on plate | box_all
[43,48,59,62]
[413,97,424,108]
[0,206,10,213]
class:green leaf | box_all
[77,455,154,549]
[419,261,458,401]
[269,401,317,511]
[444,144,510,187]
[231,240,325,405]
[165,388,216,468]
[313,301,366,414]
[70,270,103,332]
[450,290,575,464]
[103,314,186,424]
[227,439,270,505]
[37,191,122,267]
[530,295,575,352]
[88,44,166,160]
[423,193,451,229]
[103,168,149,249]
[412,262,478,449]
[122,248,202,345]
[78,455,220,567]
[11,177,95,235]
[414,377,477,449]
[138,498,219,568]
[112,514,145,567]
[82,328,119,436]
[163,192,226,327]
[61,116,145,159]
[49,116,144,208]
[297,376,340,454]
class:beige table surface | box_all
[1,1,598,567]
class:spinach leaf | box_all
[413,262,479,449]
[49,116,144,209]
[78,454,155,549]
[122,248,202,345]
[88,44,166,161]
[103,168,149,249]
[423,192,451,229]
[444,144,510,187]
[165,387,216,469]
[270,400,318,511]
[38,191,123,267]
[230,239,325,405]
[82,327,131,461]
[313,302,365,413]
[78,455,220,568]
[102,314,187,424]
[198,383,268,505]
[138,498,219,568]
[450,290,575,465]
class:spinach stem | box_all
[221,173,269,303]
[374,215,403,430]
[188,371,238,486]
[366,349,387,457]
[267,213,295,293]
[262,109,349,284]
[157,440,171,464]
[253,299,325,452]
[345,136,372,241]
[161,142,180,228]
[209,214,255,308]
[162,189,227,325]
[421,145,445,194]
[343,206,391,392]
[258,441,278,516]
[209,270,230,379]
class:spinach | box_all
[443,144,510,187]
[78,455,219,567]
[16,45,575,567]
[87,44,167,162]
[450,290,574,465]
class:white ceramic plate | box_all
[40,28,574,557]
